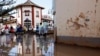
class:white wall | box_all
[16,6,42,29]
[55,0,100,37]
[16,8,21,24]
[22,6,32,26]
[34,7,42,28]
[34,36,41,56]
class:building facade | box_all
[16,0,44,30]
[54,0,100,47]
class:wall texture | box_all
[34,7,42,28]
[16,8,21,24]
[55,0,100,47]
[55,0,100,37]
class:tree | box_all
[0,0,16,16]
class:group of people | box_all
[4,25,15,34]
[0,21,49,36]
[36,22,48,39]
[0,24,27,35]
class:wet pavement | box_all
[0,33,100,56]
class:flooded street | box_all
[55,43,100,56]
[0,33,55,56]
[0,33,100,56]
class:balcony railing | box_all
[3,19,17,24]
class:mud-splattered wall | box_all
[55,0,100,37]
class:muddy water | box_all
[0,34,55,56]
[1,34,100,56]
[55,44,100,56]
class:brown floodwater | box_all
[0,34,100,56]
[55,43,100,56]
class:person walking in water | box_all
[36,24,39,35]
[38,22,44,37]
[38,22,48,40]
[9,26,14,33]
[4,25,9,35]
[16,24,23,33]
[4,25,10,47]
[42,21,48,40]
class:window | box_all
[36,11,39,17]
[24,10,30,16]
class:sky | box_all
[14,0,53,15]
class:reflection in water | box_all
[23,34,34,56]
[1,34,100,56]
[25,34,32,54]
[8,45,18,56]
[0,34,18,56]
[25,34,31,46]
[9,34,23,56]
[44,42,48,53]
[0,34,54,56]
[37,35,54,56]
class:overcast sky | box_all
[15,0,53,15]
